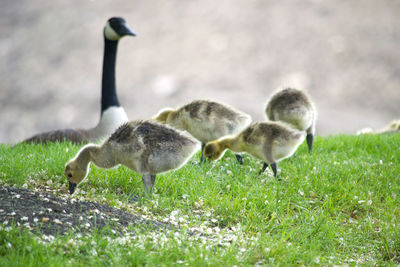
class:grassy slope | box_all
[0,134,399,266]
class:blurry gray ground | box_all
[1,0,399,143]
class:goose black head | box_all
[104,17,136,41]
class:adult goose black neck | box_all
[101,38,120,112]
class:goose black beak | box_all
[69,182,77,195]
[121,24,136,37]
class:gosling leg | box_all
[271,163,278,178]
[199,143,206,164]
[150,174,156,189]
[306,133,314,152]
[235,154,244,165]
[259,162,269,175]
[142,173,156,196]
[259,162,279,179]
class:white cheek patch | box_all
[104,22,120,41]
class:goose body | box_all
[65,120,200,195]
[23,17,135,144]
[153,100,252,163]
[265,88,316,151]
[204,121,306,177]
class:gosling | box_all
[265,88,316,152]
[153,100,252,164]
[65,120,200,195]
[204,121,306,177]
[357,119,400,135]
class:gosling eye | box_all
[68,173,72,178]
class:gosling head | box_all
[104,17,136,41]
[64,160,88,195]
[204,141,225,161]
[152,108,175,124]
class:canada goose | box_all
[265,88,316,152]
[153,100,252,164]
[23,17,135,144]
[204,121,306,177]
[65,120,200,195]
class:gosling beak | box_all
[69,182,77,195]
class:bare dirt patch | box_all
[0,186,169,236]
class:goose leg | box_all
[306,133,314,152]
[259,162,269,175]
[235,154,244,165]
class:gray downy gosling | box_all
[65,120,200,195]
[204,121,306,177]
[265,87,317,152]
[153,99,252,164]
[23,17,135,144]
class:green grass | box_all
[1,134,400,266]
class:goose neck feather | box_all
[101,38,120,112]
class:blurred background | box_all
[1,0,399,144]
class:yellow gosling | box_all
[153,99,252,163]
[265,87,317,152]
[204,121,306,177]
[65,120,200,195]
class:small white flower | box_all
[379,160,383,165]
[171,210,179,217]
[6,242,12,249]
[367,200,372,205]
[15,194,21,199]
[313,256,320,264]
[90,248,98,256]
[53,219,62,225]
[21,216,29,221]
